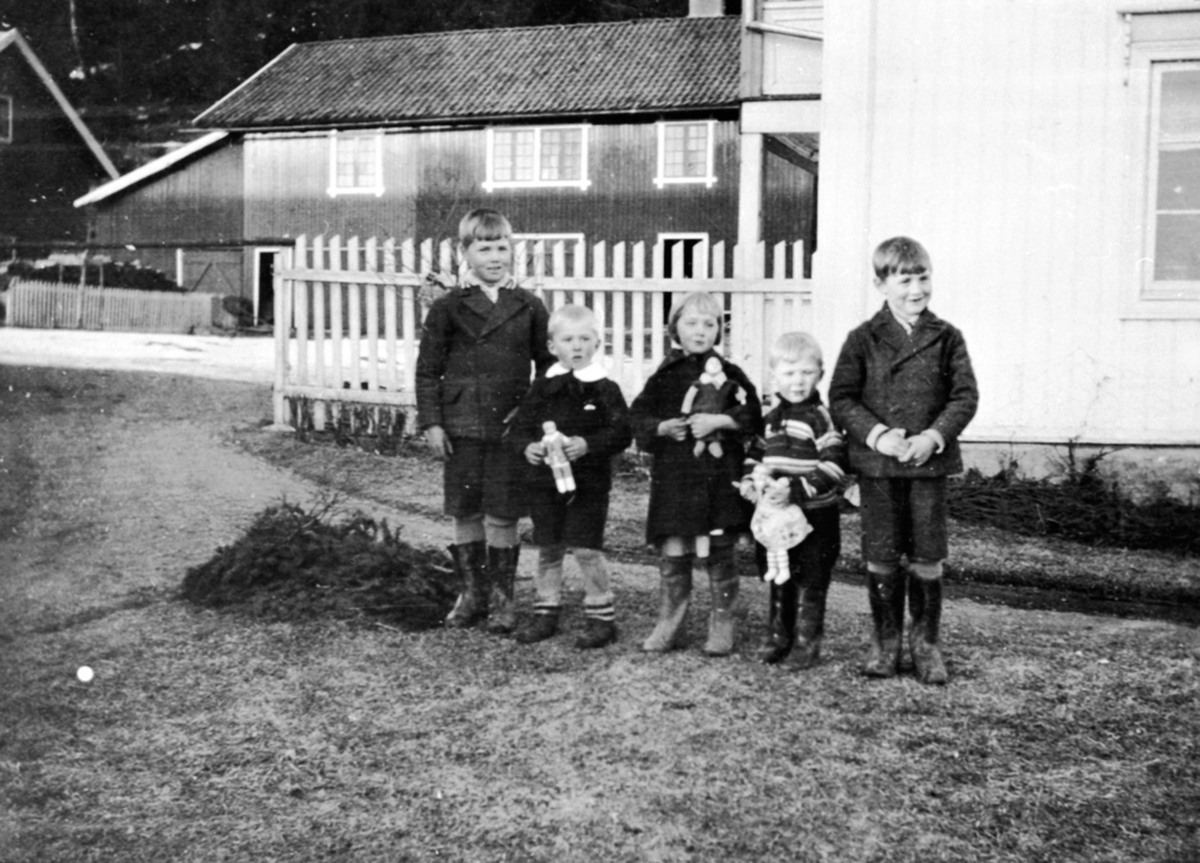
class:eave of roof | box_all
[0,29,119,179]
[195,16,741,129]
[73,131,230,207]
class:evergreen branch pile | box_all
[180,498,456,627]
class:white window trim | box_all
[657,232,711,278]
[654,120,718,190]
[0,95,12,144]
[326,130,384,198]
[1124,29,1200,318]
[483,126,592,192]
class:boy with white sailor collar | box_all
[507,304,632,649]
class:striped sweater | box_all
[745,392,847,510]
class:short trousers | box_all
[528,485,610,550]
[443,438,526,520]
[858,476,948,565]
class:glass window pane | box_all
[1157,147,1200,210]
[1153,212,1200,280]
[1160,67,1200,139]
[663,124,707,178]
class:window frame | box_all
[654,120,718,189]
[0,95,12,144]
[1125,23,1200,318]
[483,125,592,192]
[326,130,384,198]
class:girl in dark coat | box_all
[630,291,762,655]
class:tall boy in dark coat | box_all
[415,209,553,634]
[828,237,978,684]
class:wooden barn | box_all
[811,0,1200,486]
[0,29,117,246]
[76,3,819,323]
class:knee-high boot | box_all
[485,545,520,635]
[756,579,798,664]
[703,546,739,656]
[642,554,693,652]
[445,541,488,628]
[909,572,948,685]
[792,585,828,670]
[862,566,906,677]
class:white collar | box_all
[546,361,608,382]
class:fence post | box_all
[273,241,295,427]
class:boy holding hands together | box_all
[829,237,978,685]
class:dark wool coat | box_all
[631,350,763,544]
[507,371,632,494]
[828,304,979,478]
[415,284,553,441]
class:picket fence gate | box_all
[7,279,221,334]
[273,235,813,435]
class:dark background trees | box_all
[2,0,705,170]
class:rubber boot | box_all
[756,579,798,664]
[702,546,739,656]
[445,541,488,628]
[909,575,948,685]
[862,567,906,677]
[642,555,693,652]
[792,586,827,670]
[575,617,618,649]
[485,545,520,635]
[514,607,559,644]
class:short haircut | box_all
[548,303,599,338]
[459,208,513,248]
[667,291,724,345]
[769,331,823,369]
[873,236,931,280]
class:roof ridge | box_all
[292,15,736,48]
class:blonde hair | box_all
[769,331,823,369]
[666,291,723,346]
[458,208,513,248]
[548,303,599,339]
[873,236,931,280]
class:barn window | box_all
[0,96,11,144]
[1126,9,1200,314]
[327,130,384,197]
[484,126,591,191]
[654,121,717,189]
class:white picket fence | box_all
[7,278,221,334]
[273,235,813,433]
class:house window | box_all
[1126,10,1200,315]
[0,96,12,144]
[484,126,591,191]
[654,121,717,189]
[327,131,383,197]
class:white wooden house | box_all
[784,0,1200,491]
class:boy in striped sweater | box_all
[742,332,847,668]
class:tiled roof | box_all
[196,16,740,128]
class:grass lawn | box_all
[1,367,1198,862]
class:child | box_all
[415,208,553,634]
[507,304,632,649]
[828,237,978,685]
[630,291,763,656]
[742,332,847,668]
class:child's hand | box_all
[737,476,759,502]
[876,428,908,459]
[563,436,588,460]
[899,432,936,466]
[524,441,546,465]
[761,477,791,507]
[687,412,734,439]
[658,417,689,441]
[425,425,453,459]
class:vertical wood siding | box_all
[828,0,1200,444]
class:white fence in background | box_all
[7,279,221,334]
[273,235,813,432]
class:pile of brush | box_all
[181,498,456,627]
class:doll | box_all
[749,466,812,584]
[541,421,576,494]
[680,355,740,458]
